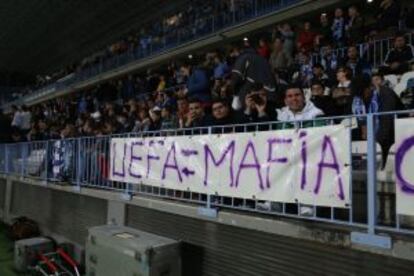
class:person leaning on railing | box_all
[369,73,405,167]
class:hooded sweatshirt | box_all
[276,101,324,122]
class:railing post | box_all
[350,113,391,249]
[366,113,377,235]
[21,143,28,178]
[74,138,82,192]
[44,141,49,184]
[5,145,9,174]
[197,126,218,218]
[122,134,132,201]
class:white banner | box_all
[110,125,351,207]
[395,118,414,216]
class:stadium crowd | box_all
[29,0,257,90]
[2,1,414,162]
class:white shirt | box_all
[276,101,324,122]
[20,111,32,130]
[11,111,22,128]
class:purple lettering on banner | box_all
[395,136,414,194]
[162,142,183,182]
[266,138,292,188]
[146,141,160,178]
[181,149,199,157]
[300,131,308,190]
[203,141,235,186]
[112,142,126,177]
[128,141,143,179]
[236,140,264,189]
[314,136,345,200]
[182,167,195,177]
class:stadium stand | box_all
[2,1,414,274]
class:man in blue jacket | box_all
[180,60,211,103]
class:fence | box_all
[313,32,414,70]
[0,110,414,246]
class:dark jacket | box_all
[347,16,365,44]
[375,85,405,166]
[211,112,244,133]
[231,48,276,100]
[311,96,337,117]
[384,45,414,65]
[345,58,372,78]
[187,68,211,102]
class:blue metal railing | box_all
[1,110,414,243]
[2,0,302,108]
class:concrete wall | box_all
[1,175,414,275]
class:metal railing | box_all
[313,32,414,70]
[1,110,414,241]
[2,0,302,108]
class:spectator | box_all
[381,34,414,75]
[345,46,372,78]
[319,44,339,79]
[331,66,353,115]
[183,99,212,128]
[211,99,241,127]
[318,13,331,46]
[257,38,271,60]
[213,54,230,80]
[331,8,346,47]
[242,83,275,123]
[369,73,405,165]
[269,38,293,73]
[376,0,401,30]
[20,105,32,134]
[346,6,365,44]
[307,63,330,89]
[160,105,178,130]
[276,85,324,122]
[180,61,211,103]
[277,23,295,57]
[310,81,336,116]
[132,109,151,132]
[11,105,22,130]
[156,75,166,92]
[148,107,162,131]
[294,49,313,88]
[297,21,317,53]
[231,42,275,109]
[176,97,189,126]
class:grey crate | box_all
[86,225,181,276]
